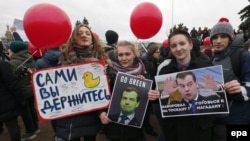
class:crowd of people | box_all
[1,16,250,141]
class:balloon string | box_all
[39,49,42,56]
[141,43,147,52]
[16,49,37,71]
[31,49,38,56]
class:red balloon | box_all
[162,39,169,47]
[130,2,162,39]
[23,3,72,49]
[28,43,46,58]
[203,37,210,46]
[93,32,99,40]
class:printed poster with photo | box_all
[107,72,152,128]
[32,60,110,121]
[155,65,229,118]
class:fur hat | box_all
[10,41,27,53]
[105,30,119,45]
[210,22,234,41]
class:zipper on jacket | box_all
[68,123,73,140]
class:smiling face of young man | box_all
[169,34,193,65]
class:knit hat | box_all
[218,17,229,23]
[10,41,27,53]
[210,22,234,41]
[105,30,119,45]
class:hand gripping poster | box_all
[155,65,229,118]
[32,60,110,121]
[107,72,152,128]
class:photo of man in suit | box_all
[175,71,208,112]
[161,71,227,115]
[108,86,141,127]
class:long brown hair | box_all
[147,44,160,59]
[59,24,108,63]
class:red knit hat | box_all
[219,17,229,23]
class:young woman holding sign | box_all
[56,23,110,141]
[101,41,159,141]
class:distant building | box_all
[1,25,13,43]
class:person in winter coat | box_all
[56,23,109,141]
[35,47,61,69]
[103,30,119,61]
[191,38,210,61]
[102,40,159,141]
[8,41,40,141]
[0,59,21,141]
[210,21,250,140]
[10,25,23,42]
[141,43,161,137]
[155,29,221,141]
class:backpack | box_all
[230,48,245,78]
[104,46,116,61]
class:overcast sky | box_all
[0,0,249,42]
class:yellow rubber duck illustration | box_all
[83,71,100,88]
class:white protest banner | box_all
[32,60,110,121]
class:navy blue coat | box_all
[35,48,61,69]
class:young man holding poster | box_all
[210,21,250,140]
[157,29,220,141]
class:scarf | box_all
[68,45,98,63]
[111,58,146,75]
[213,46,233,61]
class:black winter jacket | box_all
[56,111,101,140]
[9,50,35,100]
[0,60,21,121]
[159,57,218,141]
